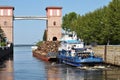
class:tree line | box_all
[62,0,120,45]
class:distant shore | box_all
[14,44,35,47]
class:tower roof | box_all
[0,6,14,10]
[46,6,62,10]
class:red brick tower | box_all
[0,6,14,43]
[46,7,62,41]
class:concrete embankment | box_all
[91,45,120,66]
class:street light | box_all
[107,32,112,45]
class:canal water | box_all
[4,46,118,80]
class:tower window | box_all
[53,21,56,26]
[4,21,7,25]
[50,9,52,16]
[57,9,60,16]
[53,37,57,41]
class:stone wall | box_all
[91,45,120,66]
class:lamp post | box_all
[107,39,110,45]
[107,31,112,45]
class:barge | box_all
[32,41,60,62]
[33,51,58,62]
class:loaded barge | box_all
[32,41,60,62]
[33,51,58,61]
[32,30,103,66]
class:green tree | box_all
[0,26,6,46]
[107,0,120,44]
[62,0,120,45]
[43,30,47,41]
[62,12,78,30]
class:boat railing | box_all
[0,46,10,50]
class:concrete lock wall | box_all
[91,45,120,66]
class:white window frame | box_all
[57,9,60,16]
[0,9,3,16]
[50,9,52,16]
[8,9,11,16]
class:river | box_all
[1,46,119,80]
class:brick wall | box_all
[0,16,13,42]
[47,16,62,41]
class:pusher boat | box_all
[57,31,103,67]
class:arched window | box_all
[53,21,56,26]
[52,37,57,41]
[4,21,7,25]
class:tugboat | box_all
[57,31,103,67]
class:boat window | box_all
[77,53,91,59]
[71,53,75,57]
[68,34,73,37]
[64,41,67,43]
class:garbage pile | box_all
[33,41,60,56]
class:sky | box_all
[0,0,112,45]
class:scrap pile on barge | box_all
[32,41,60,61]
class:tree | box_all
[0,26,6,46]
[107,0,120,44]
[62,12,78,30]
[62,0,120,45]
[43,30,47,41]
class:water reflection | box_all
[45,63,104,80]
[0,59,13,80]
[45,62,120,80]
[103,67,120,80]
[14,46,120,80]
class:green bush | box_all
[36,41,43,46]
[0,42,6,46]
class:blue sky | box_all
[0,0,112,44]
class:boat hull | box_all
[63,60,103,67]
[57,55,103,67]
[33,52,57,62]
[33,52,50,61]
[59,59,103,67]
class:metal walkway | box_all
[14,16,47,20]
